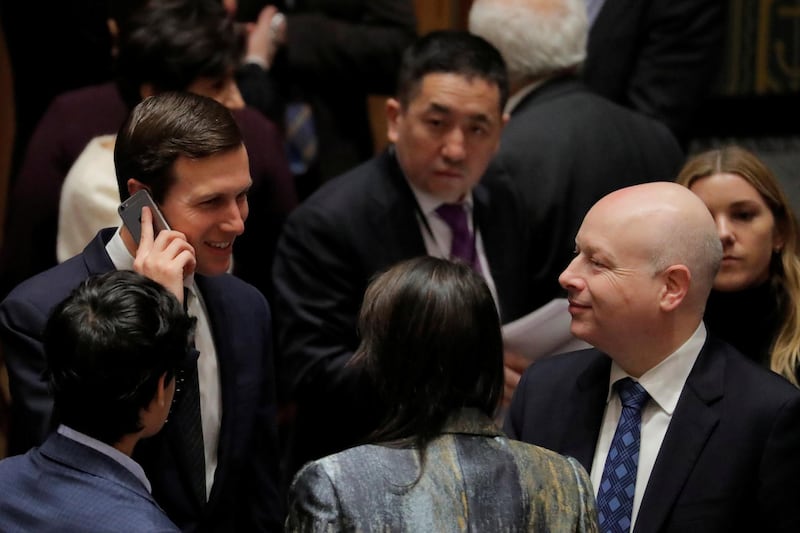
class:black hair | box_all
[114,0,245,108]
[395,30,509,111]
[114,90,243,202]
[44,270,196,445]
[352,256,504,452]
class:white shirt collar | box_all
[607,322,707,415]
[106,227,195,289]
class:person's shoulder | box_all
[703,335,800,406]
[290,155,389,220]
[529,347,602,375]
[45,82,122,118]
[1,257,89,312]
[233,105,281,139]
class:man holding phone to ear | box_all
[0,92,283,532]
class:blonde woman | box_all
[677,145,800,384]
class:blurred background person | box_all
[582,0,724,146]
[0,270,194,532]
[469,0,683,305]
[1,0,295,302]
[286,256,599,532]
[677,145,800,385]
[272,30,540,480]
[236,0,418,199]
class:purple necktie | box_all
[435,203,480,272]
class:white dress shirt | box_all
[590,323,707,529]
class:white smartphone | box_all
[118,189,171,243]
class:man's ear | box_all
[385,98,402,144]
[155,373,169,407]
[127,179,147,197]
[139,83,156,100]
[659,265,691,312]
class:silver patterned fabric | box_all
[286,408,599,532]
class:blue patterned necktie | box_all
[597,377,649,533]
[285,101,318,175]
[435,203,481,273]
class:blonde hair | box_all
[676,145,800,385]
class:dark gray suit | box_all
[489,77,684,299]
[506,336,800,532]
[272,149,541,474]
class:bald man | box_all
[506,182,800,532]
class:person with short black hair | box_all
[0,270,194,531]
[272,30,541,477]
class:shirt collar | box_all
[106,226,195,289]
[57,425,152,493]
[405,178,474,218]
[607,323,707,415]
[504,79,548,115]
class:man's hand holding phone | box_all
[132,206,197,304]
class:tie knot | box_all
[615,377,649,411]
[435,203,469,231]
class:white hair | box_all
[469,0,588,86]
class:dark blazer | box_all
[0,81,297,301]
[491,77,684,299]
[272,149,539,473]
[0,432,179,532]
[286,408,598,532]
[0,228,283,532]
[263,0,417,185]
[505,336,800,532]
[583,0,725,141]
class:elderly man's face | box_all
[558,206,664,354]
[386,72,505,203]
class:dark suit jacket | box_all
[583,0,725,141]
[491,77,684,299]
[261,0,417,184]
[0,432,179,532]
[0,228,283,532]
[272,149,540,473]
[0,81,297,301]
[505,336,800,532]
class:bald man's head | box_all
[585,182,722,309]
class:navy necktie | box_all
[173,287,206,503]
[597,377,649,533]
[435,203,480,272]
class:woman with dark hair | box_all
[677,145,800,384]
[285,256,598,532]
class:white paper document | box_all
[502,298,591,361]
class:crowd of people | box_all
[1,0,799,532]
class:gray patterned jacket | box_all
[286,408,598,532]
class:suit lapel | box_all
[193,275,235,507]
[634,340,723,533]
[564,353,611,470]
[368,150,427,262]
